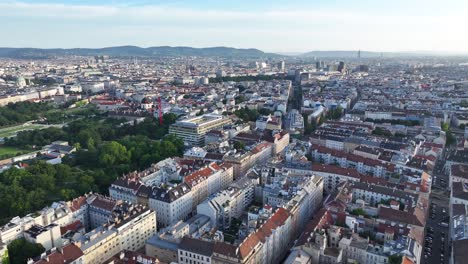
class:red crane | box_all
[158,97,163,125]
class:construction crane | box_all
[158,97,163,125]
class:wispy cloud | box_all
[0,1,467,52]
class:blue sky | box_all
[1,0,467,53]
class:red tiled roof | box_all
[402,256,415,264]
[312,164,361,179]
[251,142,271,154]
[68,196,87,212]
[90,196,117,211]
[103,250,161,264]
[296,209,334,246]
[238,232,261,260]
[312,144,395,172]
[35,244,83,264]
[60,220,83,235]
[255,208,290,242]
[184,163,220,187]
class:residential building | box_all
[148,183,192,227]
[169,114,232,146]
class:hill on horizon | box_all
[0,46,281,59]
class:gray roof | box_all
[452,182,468,201]
[150,182,191,203]
[179,237,214,256]
[146,235,179,250]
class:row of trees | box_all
[326,106,343,120]
[441,122,456,145]
[0,102,54,127]
[233,107,273,122]
[5,113,179,150]
[365,118,421,126]
[4,127,68,149]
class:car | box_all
[442,208,446,214]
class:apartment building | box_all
[223,141,273,179]
[31,243,84,264]
[178,237,214,264]
[148,183,192,227]
[312,144,395,178]
[450,164,468,188]
[183,163,234,210]
[79,204,157,264]
[351,182,418,208]
[87,195,120,230]
[197,185,253,230]
[311,164,361,193]
[169,114,232,146]
[451,204,468,241]
[24,224,62,251]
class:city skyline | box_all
[1,0,468,53]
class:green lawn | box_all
[0,124,46,138]
[0,146,30,159]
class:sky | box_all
[1,0,468,53]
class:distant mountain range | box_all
[0,46,280,59]
[0,46,464,59]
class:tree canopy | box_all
[7,238,45,264]
[0,113,183,225]
[0,102,53,127]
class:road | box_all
[423,156,451,264]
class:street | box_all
[423,155,451,264]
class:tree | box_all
[235,95,247,104]
[388,255,402,264]
[351,208,367,217]
[441,122,456,145]
[7,238,45,264]
[327,106,343,120]
[441,122,450,132]
[196,109,205,116]
[372,127,393,137]
[303,114,315,135]
[234,107,259,122]
[233,141,246,151]
[99,141,130,167]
